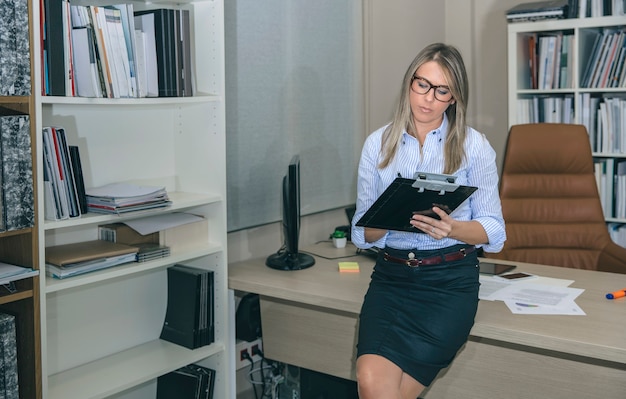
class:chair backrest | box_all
[486,123,626,272]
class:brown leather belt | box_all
[383,246,476,267]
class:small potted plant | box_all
[331,229,347,248]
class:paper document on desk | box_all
[479,275,574,300]
[497,283,585,315]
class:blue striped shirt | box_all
[351,115,506,253]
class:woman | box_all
[351,43,506,399]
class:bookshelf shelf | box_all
[45,242,222,293]
[0,289,35,305]
[32,0,231,398]
[48,339,226,399]
[42,192,222,231]
[508,16,626,234]
[40,94,223,106]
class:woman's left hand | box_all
[410,207,452,239]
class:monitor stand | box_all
[266,251,315,271]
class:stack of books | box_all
[86,183,171,214]
[580,29,626,89]
[42,126,88,221]
[134,243,171,262]
[160,264,214,349]
[45,240,138,279]
[506,0,571,22]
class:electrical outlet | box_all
[235,338,263,370]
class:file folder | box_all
[160,264,214,349]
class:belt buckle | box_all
[407,252,420,267]
[460,248,467,257]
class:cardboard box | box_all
[99,215,208,252]
[99,223,159,245]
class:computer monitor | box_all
[265,155,315,271]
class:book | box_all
[178,9,193,97]
[42,126,68,220]
[134,9,177,97]
[45,239,139,279]
[133,12,159,97]
[90,5,117,97]
[160,264,214,349]
[134,243,170,262]
[61,0,75,96]
[355,175,478,233]
[46,252,137,279]
[103,6,132,98]
[53,127,81,218]
[45,239,139,267]
[507,0,569,22]
[43,0,67,95]
[68,145,88,214]
[71,26,102,97]
[111,3,139,97]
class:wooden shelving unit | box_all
[29,0,232,397]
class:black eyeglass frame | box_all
[410,75,453,102]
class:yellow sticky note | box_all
[338,262,360,273]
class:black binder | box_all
[134,9,177,97]
[157,363,216,399]
[160,264,214,349]
[356,173,477,233]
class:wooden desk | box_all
[229,243,626,398]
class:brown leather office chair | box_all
[485,123,626,274]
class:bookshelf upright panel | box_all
[32,0,231,398]
[508,16,626,236]
[0,0,42,395]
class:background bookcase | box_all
[507,16,626,232]
[0,0,42,396]
[32,0,232,398]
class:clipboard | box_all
[355,172,477,233]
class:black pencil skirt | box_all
[356,244,480,387]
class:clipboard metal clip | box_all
[411,172,459,195]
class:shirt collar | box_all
[403,113,449,139]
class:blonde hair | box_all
[379,43,469,174]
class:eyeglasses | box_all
[410,75,453,102]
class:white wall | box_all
[446,0,522,171]
[228,0,518,264]
[364,0,446,134]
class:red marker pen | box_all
[605,289,626,299]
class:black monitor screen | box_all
[266,155,315,270]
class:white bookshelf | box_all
[31,0,232,398]
[507,16,626,225]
